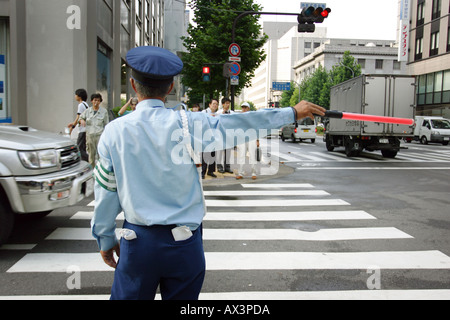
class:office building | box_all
[0,0,185,132]
[406,0,450,117]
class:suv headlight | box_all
[18,150,58,169]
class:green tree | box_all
[296,52,362,110]
[329,51,362,86]
[280,82,296,107]
[181,0,268,99]
[299,65,330,109]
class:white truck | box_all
[0,125,94,245]
[324,75,416,158]
[413,116,450,145]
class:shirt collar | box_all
[136,99,165,111]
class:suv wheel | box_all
[0,200,15,245]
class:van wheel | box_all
[421,136,428,145]
[0,201,15,245]
[281,134,286,142]
[291,135,297,143]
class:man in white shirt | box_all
[201,99,219,178]
[216,98,234,174]
[68,89,89,162]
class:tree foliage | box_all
[283,51,362,110]
[181,0,268,102]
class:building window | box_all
[0,18,10,123]
[417,70,450,105]
[375,60,383,70]
[447,27,450,52]
[98,0,113,36]
[443,70,450,103]
[432,0,441,20]
[415,37,423,60]
[430,31,440,56]
[358,59,365,69]
[417,1,425,26]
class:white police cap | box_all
[126,46,183,87]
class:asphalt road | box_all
[0,137,449,300]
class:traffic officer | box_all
[91,46,326,300]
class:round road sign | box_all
[229,43,241,57]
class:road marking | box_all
[70,211,124,220]
[45,226,410,242]
[71,210,376,221]
[8,251,450,273]
[205,251,450,270]
[204,190,330,196]
[205,199,350,207]
[204,210,376,221]
[2,290,450,300]
[241,184,315,188]
[296,167,450,170]
[203,227,412,241]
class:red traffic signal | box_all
[202,66,211,82]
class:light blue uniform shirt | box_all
[92,99,295,251]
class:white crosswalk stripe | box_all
[272,149,450,163]
[4,183,450,300]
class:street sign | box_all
[229,56,241,62]
[300,2,326,9]
[230,75,239,86]
[230,62,241,76]
[272,82,291,91]
[229,43,241,57]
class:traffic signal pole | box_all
[230,11,311,111]
[230,9,330,110]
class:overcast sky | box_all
[254,0,399,40]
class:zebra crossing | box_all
[2,183,450,300]
[271,148,450,163]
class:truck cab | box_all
[414,116,450,145]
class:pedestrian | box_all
[216,97,234,174]
[118,97,138,117]
[79,93,109,168]
[91,45,325,300]
[201,98,219,179]
[236,102,259,180]
[68,89,89,162]
[191,103,201,112]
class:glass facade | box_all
[0,18,10,123]
[416,70,450,106]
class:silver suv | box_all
[0,125,94,244]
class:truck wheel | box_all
[382,150,398,158]
[0,201,15,245]
[421,136,428,145]
[325,135,334,151]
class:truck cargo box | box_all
[329,75,415,136]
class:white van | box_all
[280,117,317,143]
[414,116,450,145]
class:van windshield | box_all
[431,120,450,129]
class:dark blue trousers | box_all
[110,221,205,300]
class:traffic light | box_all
[298,6,331,33]
[202,66,211,82]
